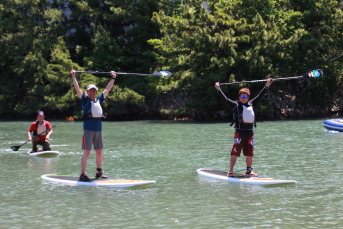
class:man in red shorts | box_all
[215,78,273,177]
[27,111,54,153]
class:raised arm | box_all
[70,69,83,99]
[215,82,237,107]
[103,71,117,98]
[250,78,274,105]
[265,78,274,88]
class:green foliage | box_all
[0,0,342,120]
[150,0,342,119]
[104,86,145,119]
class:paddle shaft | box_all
[75,71,151,76]
[15,139,31,148]
[219,76,304,85]
[219,69,323,85]
[74,70,172,77]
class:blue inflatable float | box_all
[323,119,343,132]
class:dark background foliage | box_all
[1,0,342,121]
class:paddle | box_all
[11,125,56,151]
[74,70,172,77]
[219,69,323,85]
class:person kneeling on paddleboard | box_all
[27,111,53,153]
[70,69,116,182]
[214,78,273,177]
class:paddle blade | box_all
[11,146,20,151]
[152,71,172,77]
[304,69,323,78]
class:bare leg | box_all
[245,156,257,176]
[229,155,238,172]
[95,149,103,169]
[95,150,107,178]
[80,150,91,174]
[246,156,253,168]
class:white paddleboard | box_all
[28,150,60,157]
[41,174,156,187]
[197,168,296,185]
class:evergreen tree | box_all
[150,0,318,119]
[0,0,69,117]
[0,0,342,120]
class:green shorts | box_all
[82,130,103,150]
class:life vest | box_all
[231,102,256,129]
[84,98,104,119]
[239,105,255,123]
[90,99,103,118]
[33,121,48,136]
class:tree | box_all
[0,0,69,117]
[149,0,318,119]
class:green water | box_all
[0,120,342,228]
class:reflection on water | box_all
[0,120,342,228]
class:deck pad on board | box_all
[41,174,156,187]
[196,168,296,185]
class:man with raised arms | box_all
[70,69,117,181]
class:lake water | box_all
[0,120,342,228]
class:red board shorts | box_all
[230,131,254,157]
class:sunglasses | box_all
[239,95,249,99]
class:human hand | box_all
[70,69,76,76]
[110,71,116,79]
[265,78,274,87]
[215,82,221,91]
